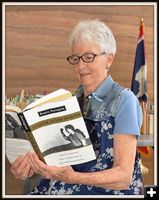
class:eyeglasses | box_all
[67,52,106,65]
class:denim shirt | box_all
[75,75,125,120]
[30,75,143,195]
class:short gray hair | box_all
[68,19,116,54]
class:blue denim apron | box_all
[30,76,143,195]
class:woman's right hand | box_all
[10,153,34,180]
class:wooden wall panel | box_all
[5,5,154,101]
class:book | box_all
[5,89,96,166]
[148,113,154,135]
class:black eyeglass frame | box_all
[67,52,106,65]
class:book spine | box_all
[17,112,31,132]
[17,112,45,163]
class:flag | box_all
[131,18,150,157]
[131,18,147,101]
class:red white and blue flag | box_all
[131,18,148,102]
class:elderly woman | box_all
[10,19,143,195]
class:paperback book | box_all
[5,89,96,166]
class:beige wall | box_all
[5,5,154,100]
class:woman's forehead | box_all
[72,41,101,53]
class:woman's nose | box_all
[77,59,86,69]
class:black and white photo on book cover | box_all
[5,110,26,140]
[60,124,88,147]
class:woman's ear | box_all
[106,53,115,68]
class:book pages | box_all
[24,89,72,111]
[5,138,34,164]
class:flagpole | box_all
[131,18,150,159]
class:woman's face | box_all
[72,40,113,96]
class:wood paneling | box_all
[5,5,154,101]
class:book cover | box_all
[5,105,31,163]
[5,89,96,166]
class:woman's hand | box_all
[10,153,34,180]
[27,152,76,183]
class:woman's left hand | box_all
[27,152,75,183]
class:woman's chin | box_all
[80,77,92,85]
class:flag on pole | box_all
[131,18,150,157]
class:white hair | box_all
[68,19,116,54]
